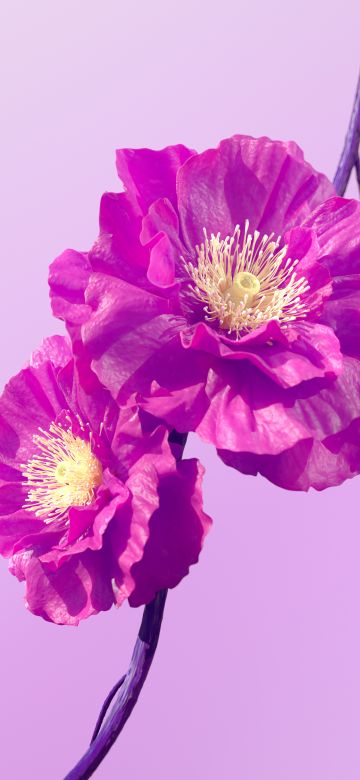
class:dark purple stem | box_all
[356,156,360,191]
[333,70,360,196]
[63,431,187,780]
[64,590,167,780]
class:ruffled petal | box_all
[304,197,360,276]
[197,365,311,454]
[10,551,114,625]
[219,419,360,492]
[109,464,161,603]
[321,291,360,358]
[49,250,92,327]
[140,197,186,287]
[109,407,172,473]
[177,135,335,250]
[303,198,360,357]
[116,144,195,213]
[129,459,211,606]
[218,357,360,489]
[39,474,130,568]
[81,273,187,401]
[0,337,70,465]
[181,320,342,388]
[0,510,45,557]
[96,191,150,277]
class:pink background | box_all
[1,2,360,778]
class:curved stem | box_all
[63,430,187,780]
[334,70,360,196]
[64,589,168,780]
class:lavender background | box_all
[1,2,360,778]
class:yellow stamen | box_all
[21,422,103,523]
[183,221,311,338]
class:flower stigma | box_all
[183,221,311,338]
[22,422,103,522]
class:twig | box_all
[334,71,360,196]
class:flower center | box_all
[227,271,261,306]
[183,221,310,338]
[22,422,103,522]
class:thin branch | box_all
[90,676,126,743]
[334,71,360,196]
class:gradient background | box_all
[0,2,360,778]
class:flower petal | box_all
[129,459,211,606]
[177,135,335,250]
[11,551,114,625]
[304,198,360,357]
[181,320,342,388]
[49,250,92,327]
[116,144,195,213]
[109,465,161,603]
[81,273,186,401]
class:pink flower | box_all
[0,336,211,624]
[50,136,360,490]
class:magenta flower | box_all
[0,335,210,624]
[49,135,360,491]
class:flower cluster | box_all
[1,133,360,625]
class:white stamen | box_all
[183,221,311,338]
[21,422,103,523]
